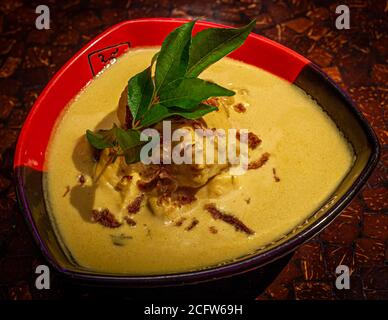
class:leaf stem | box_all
[93,150,117,184]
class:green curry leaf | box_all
[114,127,143,164]
[154,20,195,93]
[159,77,234,109]
[186,20,256,77]
[86,128,116,149]
[127,66,154,121]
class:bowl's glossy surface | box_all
[14,18,379,286]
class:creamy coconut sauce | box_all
[44,48,354,274]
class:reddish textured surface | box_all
[0,0,387,300]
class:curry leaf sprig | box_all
[87,19,256,164]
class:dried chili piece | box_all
[91,208,122,228]
[204,203,254,235]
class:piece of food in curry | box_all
[97,93,248,220]
[204,203,254,235]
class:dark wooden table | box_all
[0,0,387,300]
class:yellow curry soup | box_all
[45,48,354,274]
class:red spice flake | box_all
[62,186,71,197]
[248,132,261,149]
[138,165,181,197]
[91,209,122,228]
[127,194,144,214]
[204,203,254,235]
[248,152,270,170]
[185,218,199,231]
[209,226,218,234]
[204,97,220,107]
[174,217,187,227]
[78,174,86,185]
[272,168,280,182]
[236,131,262,150]
[233,103,247,113]
[124,216,137,226]
[173,188,197,207]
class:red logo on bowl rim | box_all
[88,42,130,76]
